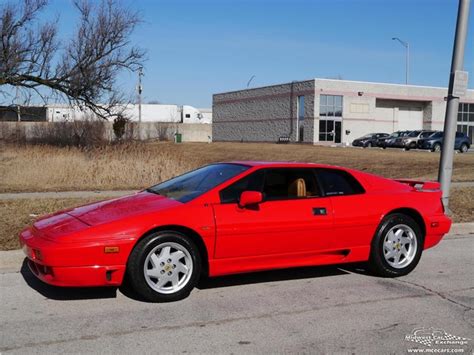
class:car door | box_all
[314,168,380,250]
[213,168,334,259]
[454,132,463,149]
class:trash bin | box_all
[174,133,182,143]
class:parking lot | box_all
[1,231,472,354]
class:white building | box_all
[212,78,474,145]
[45,104,212,124]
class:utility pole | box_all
[392,37,409,85]
[138,66,143,123]
[137,66,143,139]
[15,85,21,122]
[438,0,471,211]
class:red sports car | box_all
[20,162,451,302]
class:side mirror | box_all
[239,191,263,208]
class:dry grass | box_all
[1,188,471,251]
[450,187,474,223]
[0,197,103,251]
[0,142,473,193]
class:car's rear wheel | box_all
[459,143,469,153]
[366,142,372,148]
[369,213,423,277]
[431,143,441,152]
[126,231,201,302]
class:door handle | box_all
[312,207,327,216]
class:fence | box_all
[0,122,212,143]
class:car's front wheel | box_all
[431,143,441,152]
[459,143,469,153]
[126,231,201,302]
[369,213,423,277]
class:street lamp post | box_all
[392,37,410,85]
[247,75,256,88]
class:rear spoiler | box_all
[395,179,441,191]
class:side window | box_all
[455,132,463,138]
[263,169,320,201]
[219,170,265,204]
[315,169,364,196]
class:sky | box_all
[14,0,474,108]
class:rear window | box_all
[315,169,365,196]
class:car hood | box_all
[67,191,181,226]
[33,191,181,238]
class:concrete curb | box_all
[1,223,472,273]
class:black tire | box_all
[459,143,469,153]
[366,142,372,148]
[126,231,202,302]
[431,143,441,152]
[369,213,423,277]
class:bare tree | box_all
[0,0,145,119]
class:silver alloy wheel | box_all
[143,242,193,294]
[434,144,441,152]
[383,224,417,269]
[461,144,468,153]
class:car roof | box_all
[226,161,342,169]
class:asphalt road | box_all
[1,235,473,354]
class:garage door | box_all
[398,107,423,131]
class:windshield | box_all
[408,131,421,137]
[359,134,374,139]
[420,131,434,138]
[147,163,250,203]
[430,132,443,138]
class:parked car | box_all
[400,130,436,150]
[20,162,451,302]
[380,131,411,148]
[417,131,471,153]
[352,133,390,148]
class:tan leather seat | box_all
[288,178,306,197]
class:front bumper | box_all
[19,227,130,287]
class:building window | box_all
[320,95,342,117]
[297,96,305,120]
[297,96,305,142]
[458,103,474,122]
[457,103,474,144]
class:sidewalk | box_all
[0,181,472,200]
[0,190,138,200]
